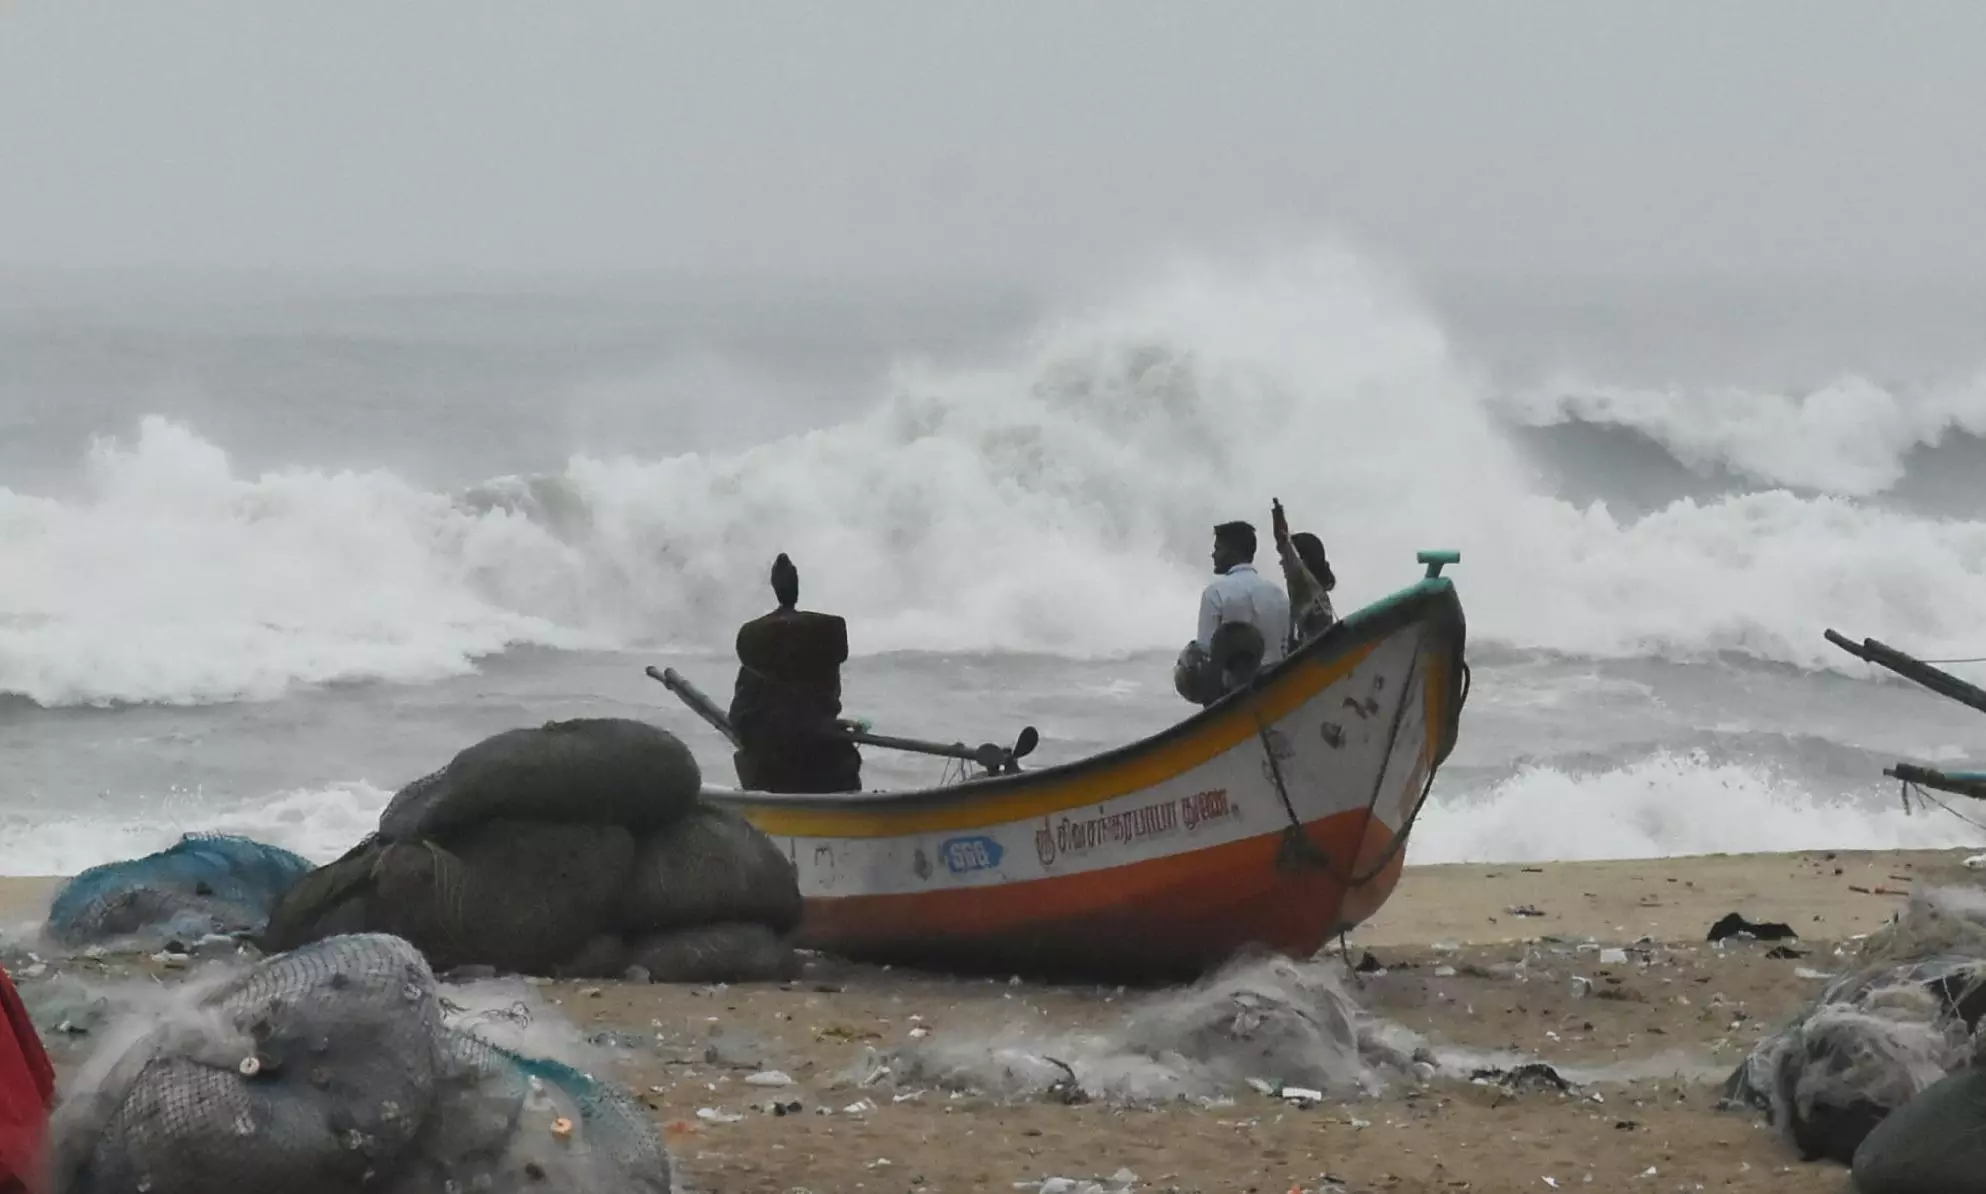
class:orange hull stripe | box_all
[795,808,1403,961]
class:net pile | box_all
[1722,885,1986,1184]
[47,933,673,1194]
[881,951,1425,1106]
[44,834,314,948]
[262,718,804,983]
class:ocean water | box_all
[5,248,1986,876]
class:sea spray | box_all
[11,248,1986,709]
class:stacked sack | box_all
[262,718,804,983]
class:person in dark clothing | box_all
[728,553,864,793]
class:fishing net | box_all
[374,1029,527,1192]
[1112,951,1416,1098]
[377,718,701,843]
[491,1049,673,1192]
[45,834,314,948]
[619,802,803,936]
[883,951,1423,1106]
[1762,994,1966,1164]
[369,822,637,976]
[378,1033,673,1194]
[49,933,673,1194]
[50,934,443,1194]
[1724,886,1986,1165]
[626,923,801,984]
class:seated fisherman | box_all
[1271,497,1338,651]
[728,553,864,793]
[1173,519,1291,706]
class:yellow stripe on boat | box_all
[729,640,1382,838]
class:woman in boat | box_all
[1271,499,1336,651]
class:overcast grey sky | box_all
[4,2,1984,283]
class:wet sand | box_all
[6,847,1978,1193]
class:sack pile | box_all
[263,718,804,983]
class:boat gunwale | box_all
[702,573,1466,815]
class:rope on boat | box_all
[1347,652,1470,888]
[1255,705,1346,879]
[1255,626,1437,881]
[1899,778,1986,835]
[1313,627,1439,886]
[1325,648,1472,979]
[1251,626,1474,889]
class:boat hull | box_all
[706,574,1469,981]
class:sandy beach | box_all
[15,14,1986,1189]
[7,846,1975,1193]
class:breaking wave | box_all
[0,781,390,884]
[1500,373,1986,497]
[8,245,1986,708]
[1412,750,1986,865]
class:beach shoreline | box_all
[3,844,1968,947]
[10,846,1978,1192]
[596,845,1976,1192]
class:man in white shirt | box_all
[1173,520,1291,705]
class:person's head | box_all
[1290,531,1335,591]
[770,552,799,609]
[1211,521,1256,574]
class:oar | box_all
[1826,629,1986,718]
[644,666,1040,773]
[646,666,740,748]
[840,724,1041,775]
[1884,762,1986,802]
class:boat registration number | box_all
[939,835,1004,875]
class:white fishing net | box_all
[872,950,1427,1105]
[45,934,672,1194]
[1728,885,1986,1166]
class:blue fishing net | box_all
[45,833,314,947]
[499,1048,674,1186]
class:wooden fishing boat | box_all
[691,550,1471,980]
